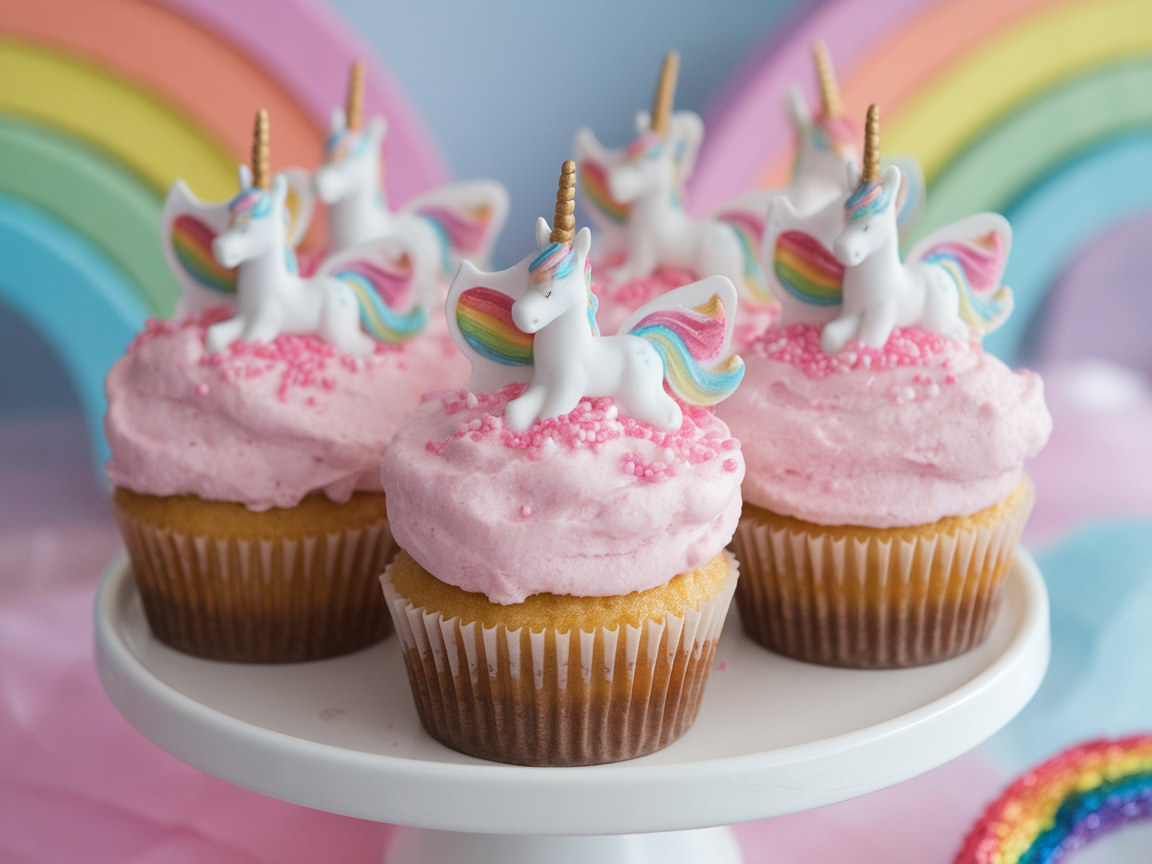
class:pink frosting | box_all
[716,325,1052,528]
[105,310,469,511]
[381,388,744,604]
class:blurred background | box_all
[1,0,1151,861]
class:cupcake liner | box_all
[730,484,1033,668]
[380,553,739,766]
[115,506,396,663]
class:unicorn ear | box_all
[238,163,253,192]
[330,107,347,135]
[574,226,592,258]
[787,84,812,129]
[535,217,551,249]
[271,173,289,207]
[846,161,860,190]
[634,110,652,136]
[881,164,902,206]
[369,115,387,141]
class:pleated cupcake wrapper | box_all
[115,509,395,663]
[380,552,738,766]
[730,492,1032,668]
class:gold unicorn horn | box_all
[252,108,270,189]
[650,50,680,136]
[861,103,880,185]
[813,41,842,119]
[551,160,576,244]
[347,59,365,131]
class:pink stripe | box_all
[635,308,726,362]
[157,0,449,205]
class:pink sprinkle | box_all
[723,458,738,472]
[945,375,957,385]
[754,324,967,379]
[133,308,402,403]
[716,662,729,671]
[195,382,209,396]
[520,505,532,517]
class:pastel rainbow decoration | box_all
[688,0,1152,368]
[844,180,891,222]
[919,230,1013,332]
[954,735,1152,864]
[715,208,772,301]
[627,295,745,405]
[0,0,449,471]
[170,214,237,295]
[455,286,535,367]
[773,230,845,307]
[330,256,428,344]
[578,158,629,225]
[418,204,495,258]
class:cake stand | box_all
[95,550,1050,864]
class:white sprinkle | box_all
[520,505,532,517]
[465,391,479,409]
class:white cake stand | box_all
[95,550,1050,864]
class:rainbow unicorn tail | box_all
[628,294,744,405]
[330,259,428,343]
[921,230,1014,335]
[716,210,772,303]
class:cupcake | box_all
[719,105,1051,668]
[379,161,746,766]
[574,51,777,340]
[106,110,469,662]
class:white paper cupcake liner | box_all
[116,511,396,662]
[380,552,739,766]
[730,485,1033,668]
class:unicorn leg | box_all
[205,317,245,354]
[505,384,548,432]
[820,313,861,355]
[322,286,376,356]
[855,304,898,349]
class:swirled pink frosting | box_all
[381,388,744,604]
[716,325,1051,528]
[104,309,469,511]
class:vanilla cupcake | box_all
[721,105,1051,668]
[379,162,746,765]
[106,111,469,662]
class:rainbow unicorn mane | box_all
[456,286,534,366]
[811,114,857,158]
[628,294,744,405]
[955,735,1152,864]
[330,255,427,343]
[773,229,845,306]
[171,214,237,294]
[921,230,1012,332]
[845,180,892,222]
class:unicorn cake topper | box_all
[763,103,1015,355]
[313,60,509,298]
[446,160,745,432]
[574,52,768,303]
[715,42,924,292]
[161,108,429,355]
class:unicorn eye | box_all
[545,291,552,299]
[863,223,869,232]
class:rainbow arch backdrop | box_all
[691,0,1152,367]
[0,0,448,469]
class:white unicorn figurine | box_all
[762,105,1014,355]
[162,109,427,356]
[716,42,924,271]
[447,161,745,432]
[312,61,509,296]
[574,51,767,303]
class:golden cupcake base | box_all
[730,479,1034,668]
[112,487,396,663]
[381,550,738,766]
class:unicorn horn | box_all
[347,59,365,131]
[650,50,680,136]
[860,103,880,185]
[813,41,843,119]
[252,108,270,190]
[550,159,576,244]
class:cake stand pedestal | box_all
[95,551,1049,864]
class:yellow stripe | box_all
[886,0,1152,180]
[0,39,236,199]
